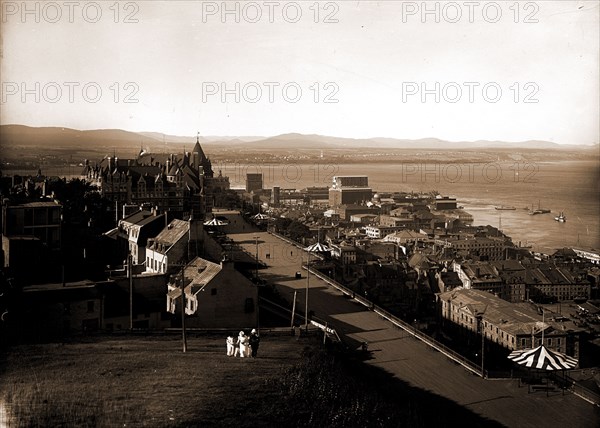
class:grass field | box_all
[1,333,305,427]
[0,333,504,427]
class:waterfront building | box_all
[433,196,457,210]
[272,186,281,206]
[329,175,373,207]
[245,173,263,193]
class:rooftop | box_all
[152,219,189,247]
[9,201,61,208]
[439,288,581,336]
[168,257,223,298]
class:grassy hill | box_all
[1,334,502,427]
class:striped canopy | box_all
[203,217,228,226]
[252,213,271,220]
[304,242,332,253]
[507,345,578,371]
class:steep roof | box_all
[192,140,207,162]
[152,219,189,248]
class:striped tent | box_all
[252,213,272,221]
[304,242,332,253]
[507,345,578,371]
[203,217,228,226]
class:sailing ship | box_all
[528,200,551,215]
[554,212,566,222]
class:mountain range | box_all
[1,124,596,151]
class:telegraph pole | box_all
[254,236,259,280]
[128,253,133,330]
[479,316,485,377]
[481,324,485,377]
[180,265,187,353]
[305,251,310,331]
[290,290,297,329]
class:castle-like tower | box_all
[82,132,229,221]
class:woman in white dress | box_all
[243,333,251,357]
[237,331,247,358]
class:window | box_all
[211,288,217,296]
[244,298,255,313]
[87,301,95,313]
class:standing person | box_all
[243,333,251,357]
[226,335,235,357]
[249,329,260,358]
[237,331,247,358]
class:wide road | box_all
[216,210,599,427]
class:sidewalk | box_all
[219,211,600,427]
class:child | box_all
[226,336,235,356]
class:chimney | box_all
[220,254,234,269]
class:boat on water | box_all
[554,212,567,222]
[529,209,551,215]
[528,200,551,215]
[495,205,516,210]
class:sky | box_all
[1,0,599,144]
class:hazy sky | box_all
[1,1,599,144]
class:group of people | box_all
[226,329,260,358]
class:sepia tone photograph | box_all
[1,1,599,426]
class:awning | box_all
[304,242,332,253]
[203,217,228,226]
[507,345,578,371]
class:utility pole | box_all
[305,251,310,331]
[291,290,297,329]
[128,253,133,330]
[254,236,259,280]
[478,315,485,377]
[180,265,187,353]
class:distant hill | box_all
[231,133,589,150]
[137,132,266,145]
[1,125,595,151]
[0,125,160,150]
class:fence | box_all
[267,230,600,404]
[304,264,487,377]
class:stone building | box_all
[82,136,227,220]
